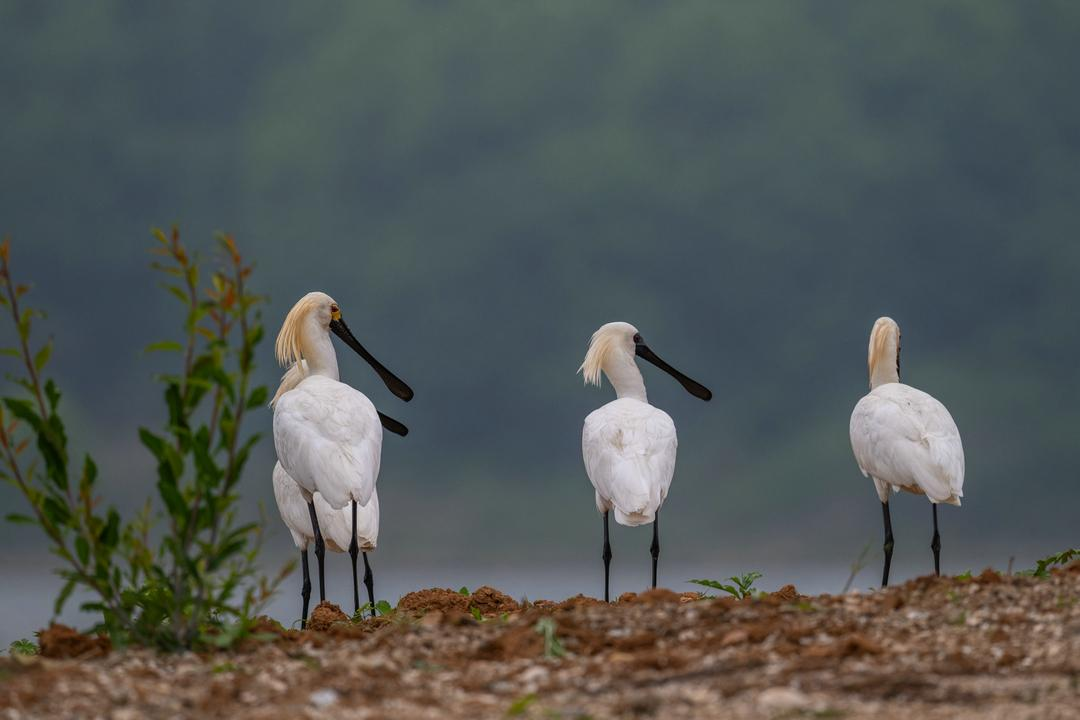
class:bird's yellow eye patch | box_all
[331,305,341,321]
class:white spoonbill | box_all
[272,462,380,626]
[271,360,400,625]
[272,292,412,614]
[849,317,964,586]
[579,322,712,601]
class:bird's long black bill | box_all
[377,411,409,437]
[330,318,414,402]
[635,342,712,401]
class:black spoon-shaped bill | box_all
[634,340,712,401]
[330,317,414,402]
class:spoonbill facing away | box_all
[849,317,964,587]
[272,292,413,614]
[273,462,379,626]
[271,360,402,625]
[579,322,712,601]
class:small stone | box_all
[310,688,340,708]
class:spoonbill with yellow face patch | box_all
[272,292,412,615]
[849,317,964,587]
[271,360,402,626]
[579,322,712,601]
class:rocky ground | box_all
[1,566,1078,719]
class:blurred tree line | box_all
[1,0,1077,563]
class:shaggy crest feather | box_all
[578,326,622,387]
[275,292,334,369]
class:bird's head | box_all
[275,291,414,402]
[868,316,901,389]
[579,321,711,401]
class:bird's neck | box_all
[605,354,648,403]
[301,321,340,380]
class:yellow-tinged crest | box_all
[274,292,335,369]
[578,322,637,387]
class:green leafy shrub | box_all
[1019,548,1079,578]
[0,230,290,650]
[689,571,764,600]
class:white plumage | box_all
[583,398,677,526]
[849,317,965,506]
[271,292,383,511]
[850,383,964,506]
[273,376,382,510]
[578,321,710,598]
[272,462,379,553]
[270,291,412,616]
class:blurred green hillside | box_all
[1,1,1078,564]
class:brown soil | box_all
[36,623,111,660]
[2,568,1078,719]
[306,601,348,631]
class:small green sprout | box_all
[689,571,763,600]
[9,639,37,656]
[506,693,538,716]
[534,618,566,659]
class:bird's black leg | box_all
[650,510,660,589]
[881,500,894,588]
[602,511,612,602]
[931,503,941,576]
[362,552,375,618]
[349,500,360,615]
[307,500,326,602]
[300,548,312,629]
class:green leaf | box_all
[5,513,37,525]
[375,600,393,616]
[245,386,268,410]
[75,536,90,565]
[33,340,52,372]
[54,577,77,617]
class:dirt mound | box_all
[307,601,349,631]
[770,583,802,601]
[38,624,111,659]
[618,588,683,604]
[469,585,519,614]
[398,587,471,614]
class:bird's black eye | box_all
[632,333,642,344]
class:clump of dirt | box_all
[468,585,519,614]
[974,568,1004,584]
[620,588,682,604]
[397,587,471,615]
[770,583,802,601]
[533,594,605,611]
[38,624,111,659]
[307,601,349,631]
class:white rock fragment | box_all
[310,688,340,708]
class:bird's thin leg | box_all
[349,500,360,615]
[300,548,312,630]
[650,510,660,589]
[931,503,941,576]
[602,511,612,602]
[362,552,375,618]
[881,501,894,588]
[308,501,326,602]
